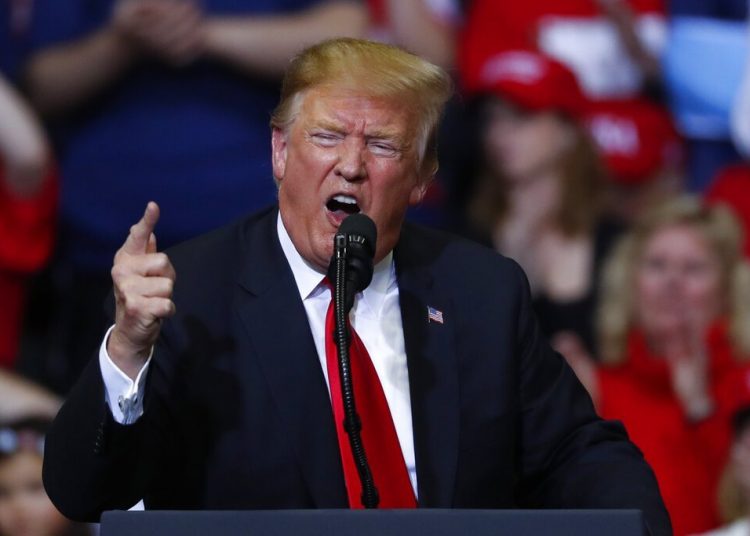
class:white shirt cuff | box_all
[99,325,152,425]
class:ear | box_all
[271,127,288,183]
[408,174,433,206]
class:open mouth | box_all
[326,194,361,217]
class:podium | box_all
[101,509,645,535]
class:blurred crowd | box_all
[0,0,749,535]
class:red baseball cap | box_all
[471,50,588,120]
[585,100,683,184]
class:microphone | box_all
[327,213,380,508]
[327,213,377,313]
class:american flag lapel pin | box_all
[427,305,444,324]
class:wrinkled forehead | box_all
[292,84,420,125]
[296,87,420,142]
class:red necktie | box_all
[324,285,417,508]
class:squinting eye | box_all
[369,142,398,156]
[311,133,340,145]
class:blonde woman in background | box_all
[570,196,750,535]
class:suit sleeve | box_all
[42,355,151,522]
[509,262,672,536]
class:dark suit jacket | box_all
[43,206,671,534]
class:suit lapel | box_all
[395,226,460,508]
[234,209,347,507]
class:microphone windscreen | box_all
[338,213,377,258]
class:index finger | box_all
[122,201,160,255]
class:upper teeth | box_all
[333,195,357,205]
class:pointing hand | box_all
[108,202,176,380]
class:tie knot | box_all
[321,276,333,291]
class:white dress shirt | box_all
[99,213,418,495]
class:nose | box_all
[663,267,686,297]
[334,138,366,182]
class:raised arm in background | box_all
[596,0,663,91]
[0,74,49,197]
[24,0,147,117]
[25,0,366,117]
[378,0,456,69]
[202,1,367,78]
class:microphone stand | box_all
[332,233,379,509]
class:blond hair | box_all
[270,38,453,177]
[598,195,750,364]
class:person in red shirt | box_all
[570,196,750,535]
[0,74,57,369]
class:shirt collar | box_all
[276,212,395,312]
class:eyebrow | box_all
[366,129,406,145]
[310,119,348,135]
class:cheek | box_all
[635,271,662,304]
[367,174,416,235]
[508,124,565,175]
[483,122,512,154]
[633,270,673,326]
[374,186,410,222]
[482,122,520,171]
[685,273,723,311]
[507,123,539,153]
[280,160,324,207]
[536,124,572,164]
[287,143,335,180]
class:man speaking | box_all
[43,38,671,534]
